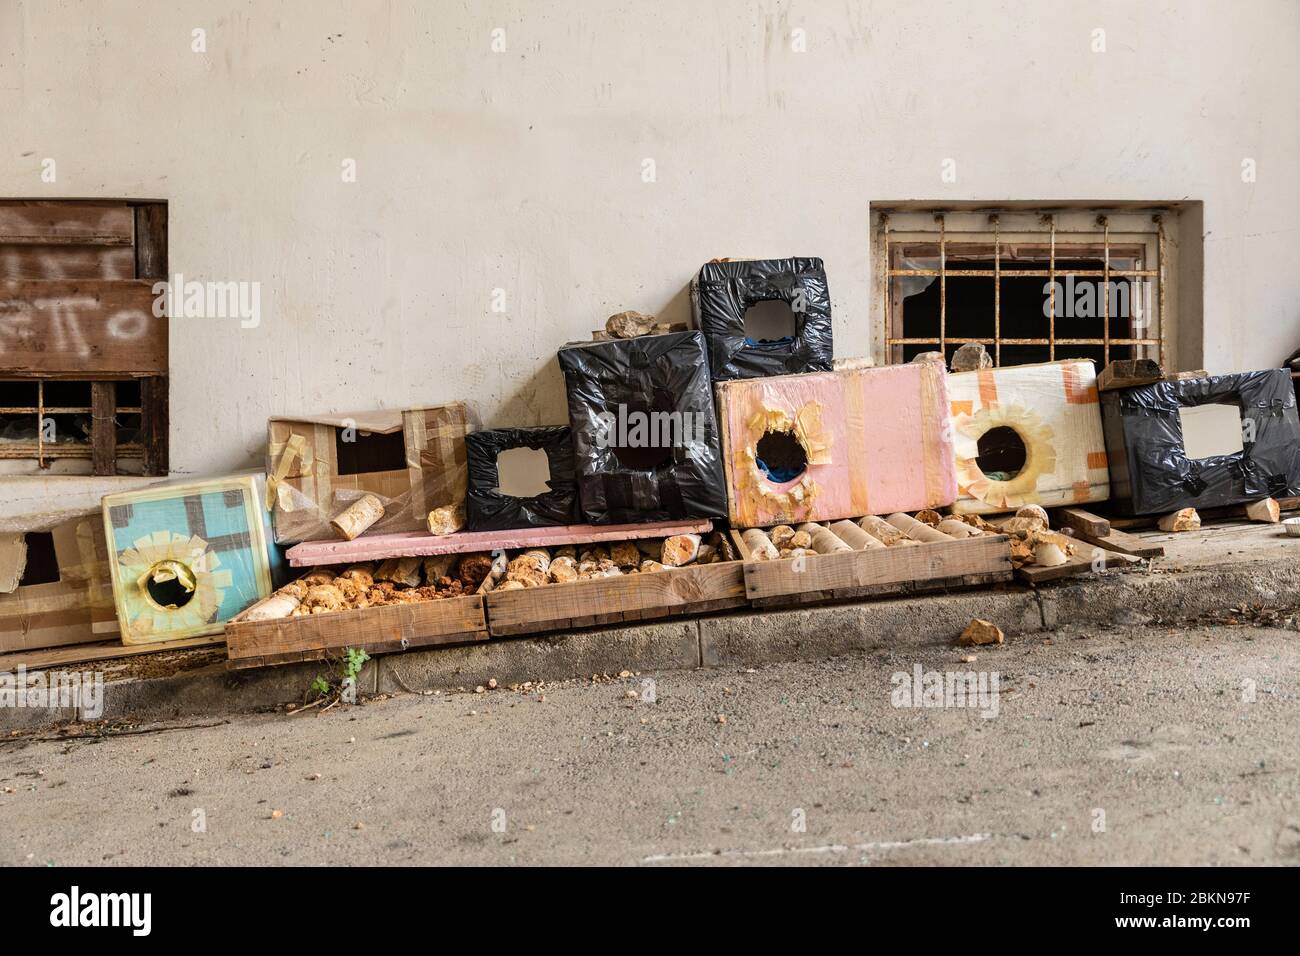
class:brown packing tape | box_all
[842,379,870,516]
[919,364,943,507]
[265,432,308,511]
[404,408,428,515]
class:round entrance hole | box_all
[976,426,1027,480]
[756,430,808,483]
[144,561,196,610]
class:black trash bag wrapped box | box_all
[1101,368,1300,515]
[464,426,581,530]
[558,330,727,524]
[691,257,833,381]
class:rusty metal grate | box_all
[883,211,1165,367]
[0,378,143,469]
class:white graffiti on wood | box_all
[0,295,150,357]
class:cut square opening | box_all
[742,299,798,344]
[17,531,60,587]
[1179,403,1245,460]
[335,428,407,475]
[494,445,553,497]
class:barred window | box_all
[873,205,1184,369]
[0,200,168,475]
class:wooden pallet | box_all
[484,557,745,637]
[225,580,487,670]
[730,526,1014,608]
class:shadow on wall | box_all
[496,280,694,431]
[656,282,693,328]
[497,357,569,428]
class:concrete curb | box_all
[4,556,1296,731]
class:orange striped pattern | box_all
[1063,363,1099,405]
[1087,451,1109,470]
[977,369,998,406]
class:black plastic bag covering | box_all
[1101,368,1300,515]
[464,426,581,530]
[557,331,727,523]
[693,257,833,381]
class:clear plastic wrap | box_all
[465,427,581,531]
[691,257,834,381]
[1101,368,1300,515]
[265,403,474,544]
[557,331,727,523]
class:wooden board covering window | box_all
[0,200,168,475]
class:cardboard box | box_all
[103,475,285,645]
[0,513,118,655]
[946,359,1110,515]
[266,403,471,544]
[716,363,956,527]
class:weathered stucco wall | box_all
[1,0,1297,488]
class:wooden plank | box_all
[1069,525,1164,559]
[1015,546,1142,584]
[133,203,168,279]
[0,202,134,244]
[1097,358,1163,392]
[749,568,1014,609]
[0,280,167,375]
[286,518,713,567]
[1053,507,1110,537]
[485,562,745,637]
[0,245,136,280]
[742,535,1013,601]
[0,635,222,671]
[90,380,116,475]
[140,375,169,475]
[225,595,487,669]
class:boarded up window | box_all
[0,201,168,475]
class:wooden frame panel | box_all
[226,593,487,669]
[734,528,1014,608]
[484,560,746,637]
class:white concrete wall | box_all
[1,0,1297,482]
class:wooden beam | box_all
[133,203,168,279]
[1097,358,1163,392]
[0,280,167,375]
[90,380,116,476]
[0,202,134,244]
[0,245,136,280]
[141,375,169,476]
[1053,507,1111,537]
